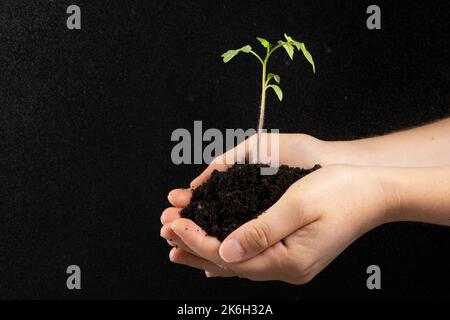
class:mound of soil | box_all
[180,163,321,241]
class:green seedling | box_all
[221,33,315,159]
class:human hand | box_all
[189,133,328,188]
[161,164,393,284]
[161,133,328,276]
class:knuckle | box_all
[191,230,207,249]
[243,220,272,251]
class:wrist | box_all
[358,167,398,228]
[371,168,405,224]
[380,167,450,225]
[318,139,363,166]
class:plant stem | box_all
[250,51,264,64]
[256,44,282,163]
[256,59,267,163]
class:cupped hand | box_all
[162,164,391,284]
[161,133,326,270]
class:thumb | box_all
[218,184,313,263]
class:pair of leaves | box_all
[281,33,316,73]
[221,45,252,63]
[267,84,283,101]
[255,34,315,74]
[266,73,282,101]
[267,73,280,84]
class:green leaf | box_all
[267,73,280,84]
[284,33,294,43]
[283,34,316,73]
[240,45,252,53]
[256,37,270,48]
[284,33,302,50]
[221,45,252,63]
[267,84,283,101]
[282,42,294,60]
[298,42,316,73]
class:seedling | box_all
[221,34,315,160]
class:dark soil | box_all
[180,163,321,241]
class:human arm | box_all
[321,117,450,167]
[163,165,450,283]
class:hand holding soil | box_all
[161,119,450,283]
[163,165,395,283]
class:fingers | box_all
[229,242,290,282]
[167,188,192,207]
[160,224,197,255]
[160,207,181,225]
[167,221,293,282]
[205,271,235,278]
[170,218,223,266]
[169,248,235,276]
[219,182,315,263]
[163,219,236,276]
[160,207,182,225]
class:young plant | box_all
[221,34,315,160]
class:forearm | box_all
[383,166,450,226]
[321,118,450,167]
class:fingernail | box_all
[167,190,174,202]
[219,238,246,263]
[160,225,167,238]
[169,247,177,261]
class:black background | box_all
[1,0,449,299]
